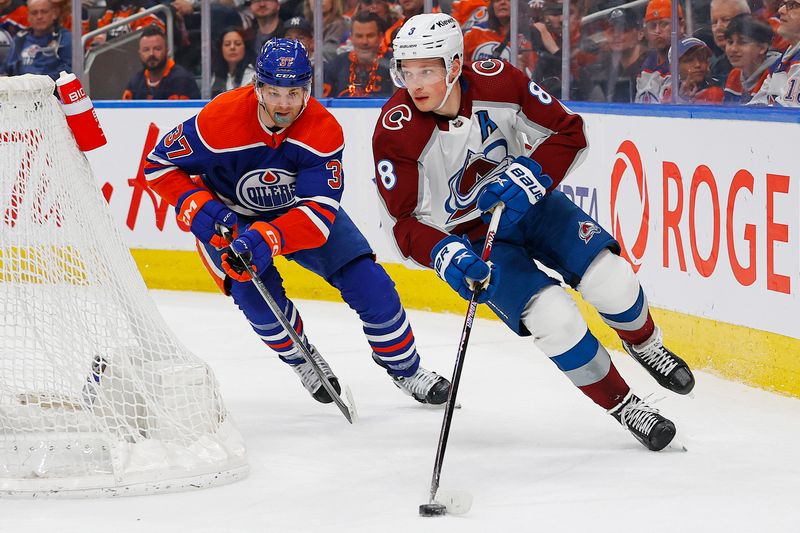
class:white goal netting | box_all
[0,75,248,497]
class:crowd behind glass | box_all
[1,0,798,106]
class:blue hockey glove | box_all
[221,222,280,282]
[431,235,499,303]
[176,189,238,249]
[476,156,553,230]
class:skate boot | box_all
[623,327,695,395]
[609,392,676,451]
[288,345,341,404]
[389,366,451,405]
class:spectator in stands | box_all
[707,0,751,85]
[211,26,255,97]
[170,0,240,74]
[283,15,313,59]
[383,0,423,49]
[49,0,87,33]
[662,36,724,102]
[303,0,349,62]
[1,0,70,78]
[0,0,28,64]
[723,13,778,102]
[122,24,199,99]
[748,0,800,106]
[451,0,488,31]
[635,0,683,102]
[463,0,535,73]
[356,0,399,33]
[250,0,282,56]
[89,0,165,47]
[578,7,646,102]
[217,0,254,31]
[1,0,29,39]
[530,0,595,97]
[757,0,792,50]
[343,0,358,17]
[324,10,393,97]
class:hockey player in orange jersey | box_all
[145,39,451,407]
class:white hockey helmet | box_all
[390,13,464,109]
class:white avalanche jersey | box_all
[749,42,800,107]
[372,59,588,267]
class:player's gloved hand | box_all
[431,235,500,303]
[175,189,238,249]
[476,156,552,230]
[221,222,282,282]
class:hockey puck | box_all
[419,503,447,517]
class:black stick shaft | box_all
[219,226,354,423]
[428,204,504,502]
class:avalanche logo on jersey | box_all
[444,148,509,223]
[237,168,297,212]
[579,220,601,243]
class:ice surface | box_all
[2,290,798,532]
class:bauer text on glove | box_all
[477,156,552,230]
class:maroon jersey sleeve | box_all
[510,67,587,188]
[372,95,449,267]
[466,61,588,189]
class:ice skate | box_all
[389,366,451,405]
[609,392,676,451]
[288,345,341,404]
[373,354,450,404]
[623,327,695,395]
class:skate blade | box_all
[434,488,473,515]
[344,385,358,423]
[664,431,689,452]
[419,401,461,410]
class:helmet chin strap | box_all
[433,63,461,112]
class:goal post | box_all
[0,74,248,497]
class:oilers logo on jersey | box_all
[237,168,297,211]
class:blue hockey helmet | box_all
[255,38,313,88]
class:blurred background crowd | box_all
[1,0,798,105]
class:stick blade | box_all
[435,489,473,515]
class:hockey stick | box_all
[218,225,357,424]
[420,203,505,517]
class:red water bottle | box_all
[55,71,107,152]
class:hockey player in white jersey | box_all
[372,13,696,451]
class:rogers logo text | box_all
[236,168,297,211]
[610,140,649,273]
[608,140,792,295]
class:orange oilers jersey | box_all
[463,27,536,74]
[451,0,488,31]
[145,86,346,255]
[0,3,28,41]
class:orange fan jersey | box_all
[451,0,488,31]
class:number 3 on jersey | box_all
[164,123,193,159]
[326,159,343,189]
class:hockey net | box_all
[0,75,247,497]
